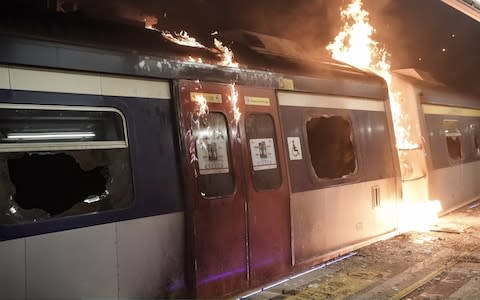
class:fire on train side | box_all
[0,26,476,299]
[0,30,399,299]
[392,69,480,215]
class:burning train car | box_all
[392,70,480,214]
[0,21,404,299]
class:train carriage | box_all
[0,30,403,299]
[392,71,480,214]
[278,91,399,266]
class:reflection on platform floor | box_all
[238,200,480,300]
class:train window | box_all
[245,113,281,191]
[446,135,462,160]
[443,119,462,161]
[474,132,480,154]
[0,108,126,147]
[193,112,234,198]
[470,124,480,154]
[0,105,132,225]
[306,115,357,179]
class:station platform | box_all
[237,200,480,300]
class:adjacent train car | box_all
[0,31,401,299]
[392,70,480,214]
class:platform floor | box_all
[238,200,480,300]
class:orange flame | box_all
[326,0,417,150]
[214,39,239,68]
[144,16,159,31]
[188,56,203,64]
[190,93,209,176]
[326,0,385,73]
[161,30,207,49]
[399,200,442,232]
[193,94,209,121]
[327,0,440,231]
[229,83,241,124]
[156,29,239,68]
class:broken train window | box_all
[443,119,462,161]
[306,115,357,179]
[0,105,133,224]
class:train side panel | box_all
[116,213,184,298]
[1,214,184,300]
[278,92,399,266]
[26,223,119,299]
[290,178,397,263]
[0,238,24,299]
[428,161,480,211]
[423,105,480,212]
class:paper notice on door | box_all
[249,138,277,171]
[196,135,230,175]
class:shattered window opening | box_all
[0,105,132,225]
[443,119,462,161]
[475,132,480,153]
[470,123,480,154]
[306,115,357,179]
[446,136,462,161]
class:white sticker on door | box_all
[249,138,277,171]
[196,134,230,175]
[287,137,303,160]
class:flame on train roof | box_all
[327,0,441,232]
[154,28,239,68]
[161,30,208,49]
[214,38,239,68]
[326,0,388,75]
[326,0,416,150]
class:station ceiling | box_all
[442,0,480,21]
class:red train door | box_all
[238,86,292,287]
[178,80,291,298]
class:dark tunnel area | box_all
[8,153,107,216]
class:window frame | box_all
[0,103,134,225]
[0,103,128,153]
[469,123,480,156]
[443,119,463,163]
